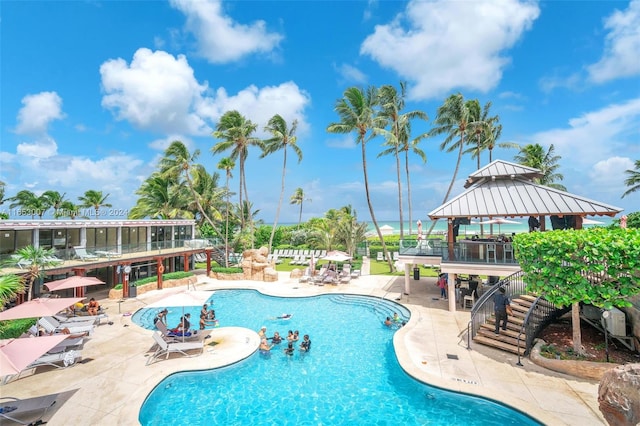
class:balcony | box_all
[398,238,519,265]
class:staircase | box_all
[469,272,567,356]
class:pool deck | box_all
[2,266,606,425]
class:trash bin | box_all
[413,267,420,280]
[128,284,137,298]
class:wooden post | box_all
[447,218,455,261]
[183,254,190,272]
[157,258,164,290]
[206,250,211,276]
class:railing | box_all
[466,270,529,348]
[516,296,569,357]
[0,237,223,265]
[398,239,519,265]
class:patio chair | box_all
[0,393,59,425]
[28,348,82,370]
[146,331,203,365]
[73,246,98,261]
[55,308,109,325]
[10,255,32,269]
[376,252,383,261]
[155,321,201,342]
[38,316,95,335]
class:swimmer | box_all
[284,342,295,356]
[259,338,273,352]
[384,317,393,328]
[392,312,401,323]
[277,313,293,320]
[299,334,311,352]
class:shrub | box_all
[113,271,196,290]
[0,318,36,339]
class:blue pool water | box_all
[136,290,540,425]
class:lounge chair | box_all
[146,331,203,365]
[38,316,95,335]
[95,250,121,259]
[55,309,109,325]
[155,321,200,342]
[28,348,82,369]
[0,393,59,425]
[73,246,98,261]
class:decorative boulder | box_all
[290,268,302,279]
[598,363,640,426]
[239,247,279,282]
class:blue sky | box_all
[1,0,639,224]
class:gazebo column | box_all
[206,250,211,276]
[403,263,411,295]
[575,216,583,230]
[72,268,86,298]
[183,254,190,272]
[539,215,546,231]
[447,274,457,312]
[447,218,455,260]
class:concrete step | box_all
[473,335,525,355]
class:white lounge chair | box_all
[376,252,383,261]
[73,246,98,261]
[0,393,59,425]
[38,316,94,335]
[146,331,203,365]
[55,310,109,325]
[28,349,82,369]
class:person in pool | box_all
[392,312,401,323]
[284,342,295,356]
[269,331,283,344]
[384,317,393,328]
[299,334,311,352]
[258,326,267,339]
[259,338,273,353]
[277,313,293,320]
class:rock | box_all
[290,268,302,279]
[598,363,640,426]
[237,246,280,282]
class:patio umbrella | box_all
[0,335,67,378]
[146,291,213,341]
[45,276,105,297]
[478,218,521,235]
[0,297,83,321]
[322,250,352,262]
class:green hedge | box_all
[113,271,196,290]
[0,318,36,339]
[211,267,243,274]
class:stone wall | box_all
[108,276,197,299]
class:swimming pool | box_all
[136,290,541,425]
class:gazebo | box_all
[399,159,624,311]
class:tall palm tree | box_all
[14,245,59,301]
[217,157,235,267]
[465,100,493,169]
[377,82,428,237]
[327,86,394,271]
[622,159,640,198]
[514,143,566,190]
[261,114,303,252]
[55,200,80,219]
[211,111,262,235]
[426,93,473,237]
[43,190,66,215]
[0,274,24,306]
[78,190,112,218]
[189,165,224,228]
[398,118,428,236]
[290,188,309,228]
[129,173,190,219]
[8,190,51,219]
[159,140,219,235]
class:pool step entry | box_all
[330,294,411,323]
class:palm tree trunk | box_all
[572,302,584,355]
[224,175,230,268]
[298,202,303,228]
[404,150,413,235]
[361,136,394,272]
[242,161,253,249]
[269,149,287,253]
[395,148,404,237]
[239,154,245,230]
[425,134,465,238]
[184,171,220,238]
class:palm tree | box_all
[159,140,219,235]
[211,111,262,236]
[0,274,24,306]
[290,188,309,228]
[261,114,303,252]
[189,165,224,228]
[377,82,428,237]
[398,119,428,236]
[217,157,235,267]
[55,200,80,219]
[13,245,59,301]
[622,159,640,198]
[514,144,566,190]
[129,173,190,219]
[0,180,6,206]
[8,190,51,219]
[78,190,112,218]
[327,86,394,271]
[43,190,66,214]
[426,93,473,237]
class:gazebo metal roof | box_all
[429,160,623,219]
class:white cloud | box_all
[199,81,311,136]
[360,0,539,100]
[101,49,311,137]
[148,135,194,152]
[589,156,635,188]
[529,98,640,166]
[170,0,283,64]
[334,63,368,85]
[15,92,65,135]
[16,136,58,159]
[100,48,211,136]
[588,0,640,83]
